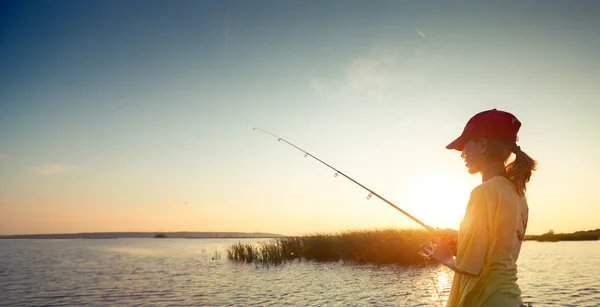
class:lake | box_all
[0,239,598,306]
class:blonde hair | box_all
[485,139,537,196]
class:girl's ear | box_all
[477,138,488,155]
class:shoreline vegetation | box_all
[524,229,600,242]
[227,228,434,265]
[227,227,600,265]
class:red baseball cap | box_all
[446,109,521,151]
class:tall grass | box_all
[227,228,433,265]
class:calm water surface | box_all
[0,239,598,306]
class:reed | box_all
[226,228,434,265]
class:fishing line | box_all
[255,127,454,304]
[253,127,436,233]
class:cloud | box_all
[414,28,426,39]
[309,43,445,104]
[309,78,326,96]
[32,163,88,176]
[342,55,391,100]
[309,45,396,102]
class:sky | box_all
[1,1,599,236]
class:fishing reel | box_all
[419,241,437,261]
[419,237,458,262]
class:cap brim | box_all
[446,134,467,151]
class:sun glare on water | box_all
[408,172,471,229]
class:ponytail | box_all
[505,146,537,196]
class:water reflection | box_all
[1,240,598,306]
[108,247,156,255]
[425,265,453,306]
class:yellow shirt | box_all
[446,176,528,307]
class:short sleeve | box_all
[455,186,492,275]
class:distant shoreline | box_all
[0,237,281,240]
[3,228,599,242]
[524,228,600,242]
[0,232,284,240]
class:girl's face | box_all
[461,139,486,174]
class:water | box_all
[0,239,598,306]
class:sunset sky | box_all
[1,1,599,236]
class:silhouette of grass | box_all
[227,228,433,265]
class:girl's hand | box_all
[436,228,458,256]
[436,228,458,242]
[432,237,454,266]
[431,238,475,276]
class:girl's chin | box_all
[466,166,479,174]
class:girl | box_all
[432,109,537,306]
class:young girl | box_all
[432,109,537,306]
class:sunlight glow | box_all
[428,265,453,306]
[408,172,471,229]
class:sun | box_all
[408,172,472,229]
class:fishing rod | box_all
[253,127,436,233]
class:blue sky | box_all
[1,1,599,235]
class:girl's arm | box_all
[436,228,458,256]
[432,238,477,276]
